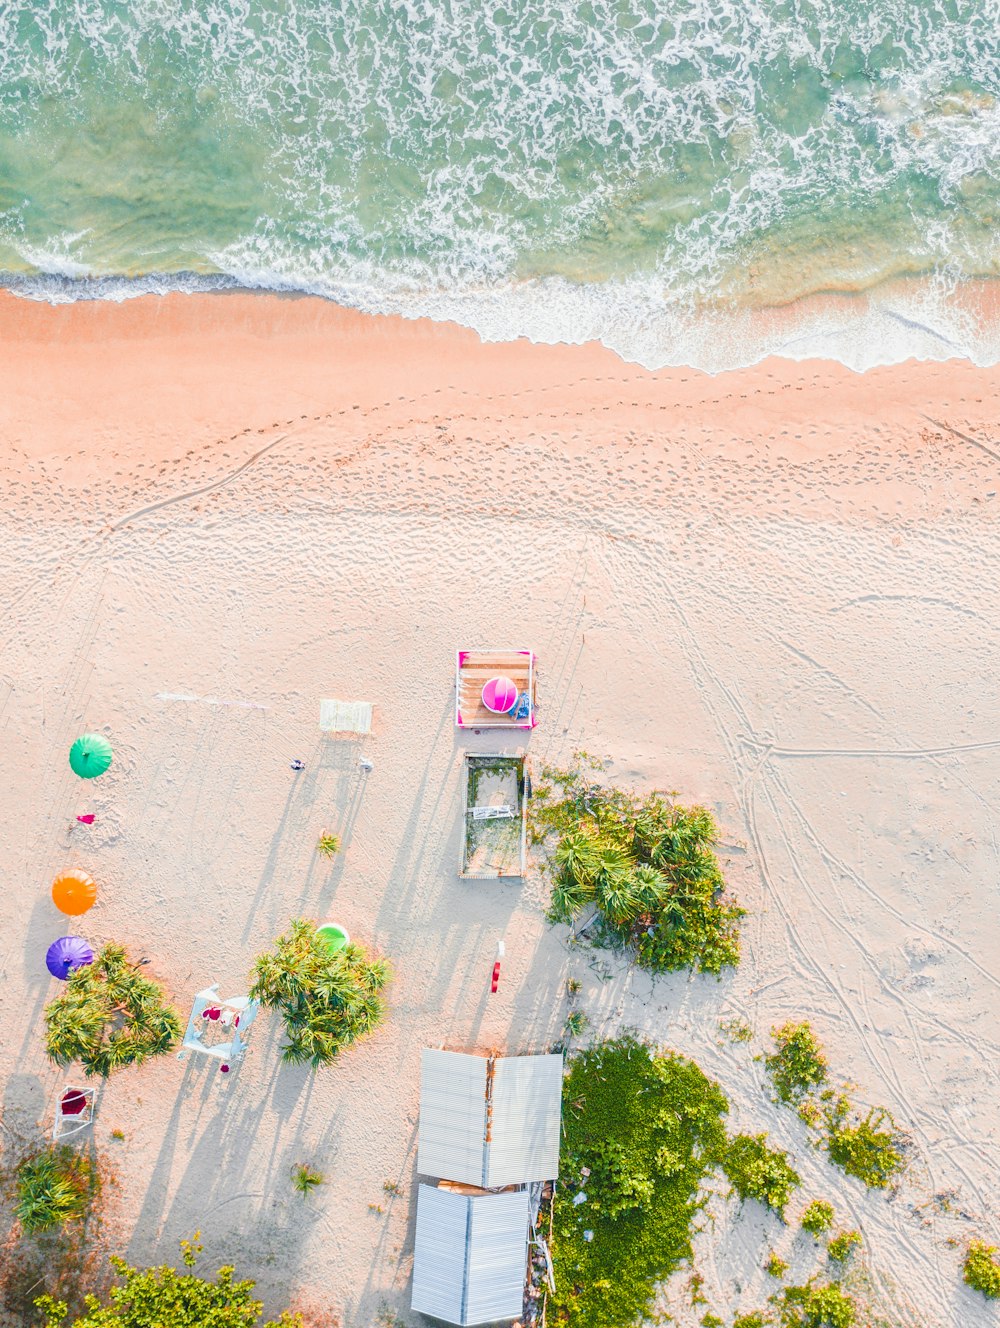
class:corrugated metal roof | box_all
[411,1184,529,1326]
[417,1049,563,1187]
[418,1050,489,1186]
[486,1053,563,1187]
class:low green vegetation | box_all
[800,1200,835,1235]
[734,1314,773,1328]
[549,1036,729,1328]
[249,918,390,1067]
[36,1238,302,1326]
[765,1024,828,1103]
[44,944,182,1078]
[827,1230,861,1264]
[315,832,341,858]
[291,1164,323,1196]
[964,1239,1000,1298]
[775,1282,856,1327]
[15,1146,98,1235]
[766,1253,789,1279]
[723,1134,800,1218]
[824,1098,904,1189]
[531,762,743,974]
[719,1017,753,1044]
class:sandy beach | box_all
[2,290,1000,1327]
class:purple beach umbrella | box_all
[46,936,95,980]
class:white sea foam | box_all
[3,260,999,374]
[0,0,997,371]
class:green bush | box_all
[800,1200,834,1235]
[826,1230,860,1264]
[964,1239,1000,1298]
[15,1146,97,1234]
[250,919,390,1067]
[36,1238,302,1326]
[531,765,743,975]
[549,1036,729,1328]
[765,1024,828,1103]
[776,1282,855,1327]
[766,1253,789,1279]
[734,1315,773,1328]
[316,832,341,858]
[44,944,181,1078]
[824,1098,904,1188]
[723,1134,800,1218]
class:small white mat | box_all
[319,699,374,734]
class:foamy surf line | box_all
[3,267,999,376]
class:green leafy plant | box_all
[549,1036,729,1328]
[766,1253,789,1279]
[564,1011,590,1037]
[964,1239,1000,1298]
[701,1315,724,1328]
[44,944,182,1078]
[775,1282,855,1327]
[567,978,582,997]
[765,1024,828,1103]
[735,1315,773,1328]
[15,1146,97,1234]
[719,1017,753,1044]
[36,1237,302,1326]
[723,1134,800,1218]
[827,1231,861,1263]
[800,1200,835,1235]
[291,1164,323,1196]
[250,918,391,1067]
[824,1097,904,1188]
[531,764,743,975]
[316,832,341,858]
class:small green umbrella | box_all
[69,733,113,779]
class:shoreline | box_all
[2,268,1000,375]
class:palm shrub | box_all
[44,944,182,1078]
[16,1146,97,1234]
[35,1237,302,1326]
[249,918,390,1067]
[316,833,340,858]
[532,764,743,974]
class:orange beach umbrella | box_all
[52,869,97,917]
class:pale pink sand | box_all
[1,291,999,1327]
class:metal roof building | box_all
[417,1049,563,1188]
[411,1185,530,1326]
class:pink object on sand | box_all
[76,814,95,825]
[482,676,518,713]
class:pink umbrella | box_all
[482,675,519,714]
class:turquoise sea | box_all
[0,0,997,369]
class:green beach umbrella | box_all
[69,733,113,779]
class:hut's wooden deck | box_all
[456,649,535,728]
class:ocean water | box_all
[0,0,998,370]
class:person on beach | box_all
[290,759,305,771]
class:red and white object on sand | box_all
[490,940,505,994]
